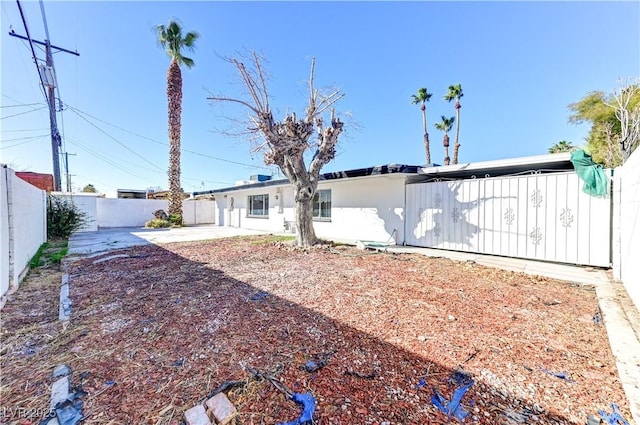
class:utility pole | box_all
[44,41,62,192]
[63,152,76,192]
[9,1,79,192]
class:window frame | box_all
[247,194,269,218]
[312,189,332,221]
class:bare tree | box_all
[208,53,345,247]
[607,78,640,162]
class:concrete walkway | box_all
[68,225,269,255]
[66,226,640,423]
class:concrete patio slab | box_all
[68,225,269,255]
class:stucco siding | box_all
[613,148,640,311]
[1,167,46,305]
[212,174,408,244]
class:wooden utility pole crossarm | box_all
[9,0,80,192]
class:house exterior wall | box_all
[183,200,216,225]
[213,174,408,244]
[613,148,640,310]
[1,167,47,306]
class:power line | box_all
[65,104,273,171]
[0,105,48,120]
[68,108,166,172]
[0,102,45,108]
[64,135,157,183]
[0,134,49,144]
[64,134,233,187]
[10,0,80,191]
[0,128,49,132]
[0,135,48,149]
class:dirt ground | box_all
[0,235,631,424]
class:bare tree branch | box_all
[605,77,640,161]
[207,53,346,247]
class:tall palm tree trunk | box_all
[443,134,450,165]
[167,60,183,219]
[422,104,431,165]
[452,102,461,164]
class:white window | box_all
[248,194,269,217]
[313,189,331,220]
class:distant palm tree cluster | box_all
[412,84,464,166]
[548,140,575,154]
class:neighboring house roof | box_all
[15,172,54,192]
[414,153,574,181]
[193,163,420,196]
[146,190,190,200]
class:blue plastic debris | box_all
[541,368,573,382]
[105,380,115,386]
[250,291,269,301]
[40,386,86,425]
[432,382,473,421]
[599,403,630,425]
[417,378,426,388]
[450,368,474,386]
[277,392,316,425]
[594,312,602,324]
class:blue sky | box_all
[1,1,638,194]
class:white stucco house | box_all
[193,153,613,268]
[194,164,420,245]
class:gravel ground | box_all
[0,235,631,424]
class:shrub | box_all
[153,209,169,220]
[145,218,171,228]
[47,195,88,239]
[168,214,183,226]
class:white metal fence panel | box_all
[405,172,611,267]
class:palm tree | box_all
[411,88,433,165]
[435,116,455,165]
[548,140,575,153]
[156,20,199,222]
[444,84,464,164]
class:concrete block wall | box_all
[613,148,640,311]
[1,166,47,306]
[59,196,217,229]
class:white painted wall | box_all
[97,198,167,227]
[52,193,100,232]
[613,149,640,311]
[183,200,216,225]
[62,197,217,229]
[0,167,10,303]
[314,175,406,244]
[405,172,612,267]
[1,167,46,306]
[212,174,408,244]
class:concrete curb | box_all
[596,280,640,424]
[59,273,71,321]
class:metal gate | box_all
[405,171,611,267]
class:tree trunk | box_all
[293,182,317,247]
[452,102,461,165]
[421,103,431,165]
[443,134,450,165]
[167,60,183,220]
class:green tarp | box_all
[570,149,609,197]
